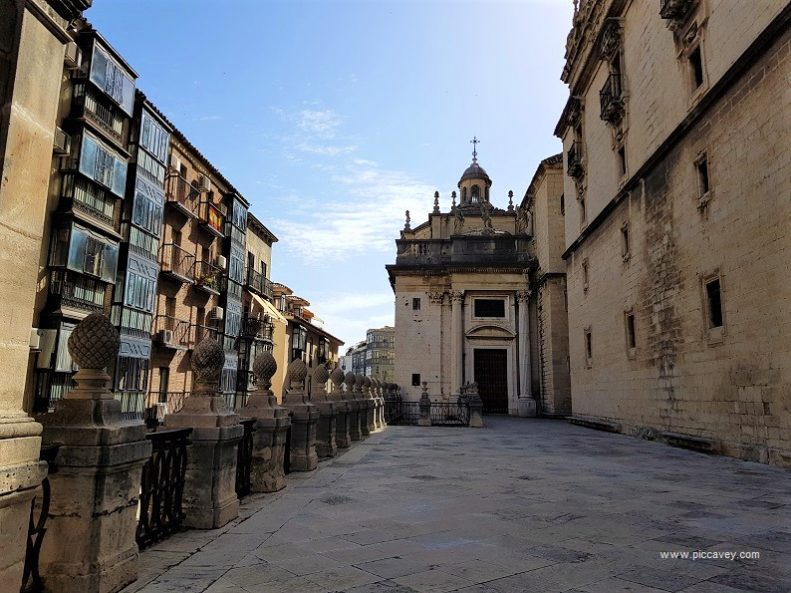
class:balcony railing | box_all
[240,314,275,341]
[49,270,106,314]
[144,391,187,425]
[72,83,126,145]
[193,323,220,344]
[660,0,697,22]
[245,267,274,299]
[198,201,225,237]
[600,73,625,124]
[193,260,222,295]
[567,141,584,179]
[160,243,195,283]
[153,315,193,349]
[165,173,200,217]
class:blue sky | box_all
[88,0,573,349]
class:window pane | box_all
[474,299,506,318]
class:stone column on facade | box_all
[418,382,432,426]
[241,351,290,492]
[38,313,151,593]
[311,365,338,459]
[165,335,242,528]
[281,359,319,471]
[330,367,351,448]
[355,374,371,438]
[516,289,537,417]
[450,290,465,395]
[0,3,90,589]
[345,372,362,441]
[362,376,377,434]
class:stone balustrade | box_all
[25,313,398,593]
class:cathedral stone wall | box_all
[566,22,791,465]
[393,283,447,402]
[560,0,786,247]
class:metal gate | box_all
[474,348,508,414]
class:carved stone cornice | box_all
[516,289,532,303]
[427,291,445,305]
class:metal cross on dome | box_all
[470,136,480,162]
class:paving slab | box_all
[122,417,791,593]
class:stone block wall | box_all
[567,25,791,465]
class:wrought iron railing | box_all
[159,243,195,282]
[390,400,470,427]
[384,397,403,424]
[284,422,292,475]
[153,315,193,349]
[136,428,192,549]
[660,0,697,21]
[193,323,219,345]
[49,270,106,314]
[165,173,200,216]
[22,445,59,593]
[599,73,624,124]
[144,391,187,426]
[240,314,274,341]
[193,260,222,294]
[245,268,274,299]
[235,418,256,498]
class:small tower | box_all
[458,136,493,208]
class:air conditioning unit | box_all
[36,329,57,369]
[154,402,169,420]
[53,128,70,155]
[215,255,227,269]
[29,328,41,351]
[198,176,212,193]
[210,306,224,321]
[158,329,174,343]
[64,42,80,69]
[170,155,181,173]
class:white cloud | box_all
[297,109,342,136]
[269,159,435,263]
[295,142,358,156]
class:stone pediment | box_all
[465,325,515,340]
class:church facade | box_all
[387,148,568,416]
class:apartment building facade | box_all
[29,24,140,414]
[238,213,280,402]
[365,326,395,382]
[270,283,344,400]
[556,0,791,464]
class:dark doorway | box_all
[474,349,508,414]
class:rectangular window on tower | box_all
[411,373,421,386]
[412,297,421,311]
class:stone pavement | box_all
[122,417,791,593]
